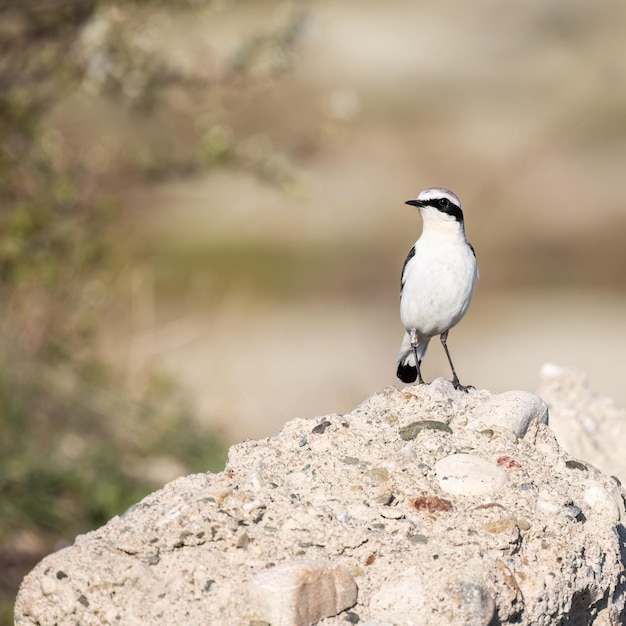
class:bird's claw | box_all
[452,380,474,393]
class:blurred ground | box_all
[53,0,626,440]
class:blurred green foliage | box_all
[0,0,310,618]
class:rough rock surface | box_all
[15,377,626,625]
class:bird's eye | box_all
[438,198,450,208]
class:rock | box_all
[248,559,357,626]
[15,382,626,625]
[469,390,549,438]
[539,363,626,483]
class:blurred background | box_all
[2,0,626,619]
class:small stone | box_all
[242,499,266,514]
[435,454,507,496]
[40,576,56,596]
[470,391,548,438]
[248,559,357,626]
[448,581,495,625]
[537,497,561,515]
[384,414,399,426]
[312,420,331,435]
[564,504,585,523]
[482,517,516,534]
[583,481,621,523]
[410,495,453,514]
[247,464,267,491]
[565,460,588,472]
[341,456,360,465]
[146,552,160,565]
[373,492,394,506]
[369,467,389,483]
[399,420,452,440]
[497,455,521,470]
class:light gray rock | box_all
[15,381,626,625]
[469,390,549,438]
[248,559,357,626]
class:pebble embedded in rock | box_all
[435,453,507,496]
[583,481,622,523]
[248,559,357,626]
[399,420,453,440]
[447,581,495,626]
[565,459,588,472]
[469,391,548,438]
[410,495,453,514]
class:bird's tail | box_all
[396,332,430,383]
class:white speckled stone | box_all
[583,481,621,523]
[536,494,561,515]
[469,391,549,438]
[435,453,507,496]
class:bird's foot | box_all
[451,378,474,393]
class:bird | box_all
[396,187,478,392]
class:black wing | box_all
[400,246,416,293]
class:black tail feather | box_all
[396,362,417,383]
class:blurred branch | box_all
[0,0,95,127]
[1,0,312,582]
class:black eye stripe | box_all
[423,197,464,222]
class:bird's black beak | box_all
[405,199,422,207]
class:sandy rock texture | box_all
[15,378,626,625]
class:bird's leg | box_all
[440,331,473,392]
[409,329,425,385]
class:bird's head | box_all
[405,187,464,225]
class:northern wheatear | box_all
[396,187,478,391]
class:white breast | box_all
[400,234,477,337]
